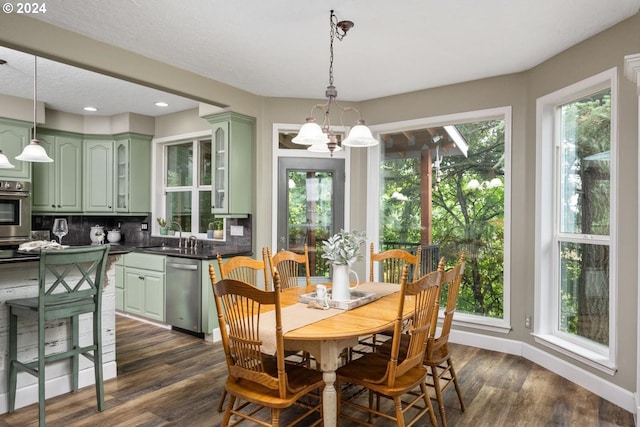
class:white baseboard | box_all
[450,330,637,414]
[0,361,117,414]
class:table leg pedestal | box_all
[286,337,357,427]
[322,370,338,427]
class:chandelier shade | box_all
[307,134,342,153]
[292,10,378,156]
[15,56,53,163]
[342,121,379,147]
[291,118,329,145]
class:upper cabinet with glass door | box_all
[205,112,255,216]
[83,133,152,214]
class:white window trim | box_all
[367,106,512,333]
[152,130,212,238]
[534,67,618,375]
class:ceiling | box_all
[1,0,640,116]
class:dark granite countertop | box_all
[133,245,252,260]
[0,243,252,264]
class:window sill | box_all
[532,333,616,376]
[450,312,511,334]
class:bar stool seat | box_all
[6,245,110,427]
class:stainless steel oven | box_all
[0,180,31,246]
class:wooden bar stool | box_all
[6,245,110,427]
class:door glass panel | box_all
[213,128,226,209]
[116,143,127,209]
[278,158,345,281]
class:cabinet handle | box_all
[57,204,61,208]
[138,276,144,280]
[108,206,112,209]
[51,204,55,208]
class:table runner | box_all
[259,282,400,355]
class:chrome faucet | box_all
[188,235,198,251]
[170,221,183,248]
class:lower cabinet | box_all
[118,253,166,322]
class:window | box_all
[370,107,511,333]
[155,135,223,237]
[535,69,617,373]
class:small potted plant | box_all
[156,217,168,235]
[214,219,224,239]
[208,218,224,239]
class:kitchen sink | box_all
[138,246,186,254]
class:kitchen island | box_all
[0,245,130,414]
[0,243,250,414]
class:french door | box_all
[277,157,345,280]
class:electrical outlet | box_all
[230,225,244,236]
[141,222,148,231]
[525,314,532,329]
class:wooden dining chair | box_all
[360,243,422,352]
[217,250,271,291]
[265,244,311,289]
[213,250,271,412]
[369,242,422,283]
[424,252,466,427]
[336,264,441,427]
[6,245,110,427]
[212,270,323,427]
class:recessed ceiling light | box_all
[155,102,169,107]
[83,106,98,112]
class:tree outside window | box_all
[379,119,505,318]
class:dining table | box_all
[266,282,412,427]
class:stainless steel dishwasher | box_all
[165,256,202,333]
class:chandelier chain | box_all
[329,11,335,88]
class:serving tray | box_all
[299,290,378,310]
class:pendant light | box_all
[292,10,378,156]
[0,59,15,168]
[0,149,15,168]
[16,56,53,163]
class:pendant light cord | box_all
[33,56,37,141]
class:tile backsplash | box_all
[31,214,253,255]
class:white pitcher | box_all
[331,264,359,301]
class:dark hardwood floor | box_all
[0,315,635,426]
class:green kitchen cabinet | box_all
[204,112,255,216]
[83,133,151,213]
[122,253,165,322]
[32,129,83,213]
[0,118,32,181]
[114,133,152,213]
[83,137,113,212]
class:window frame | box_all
[534,68,618,374]
[152,130,216,238]
[367,106,512,334]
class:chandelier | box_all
[292,10,378,156]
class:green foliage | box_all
[321,229,367,266]
[380,119,506,318]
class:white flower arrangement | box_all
[321,229,367,266]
